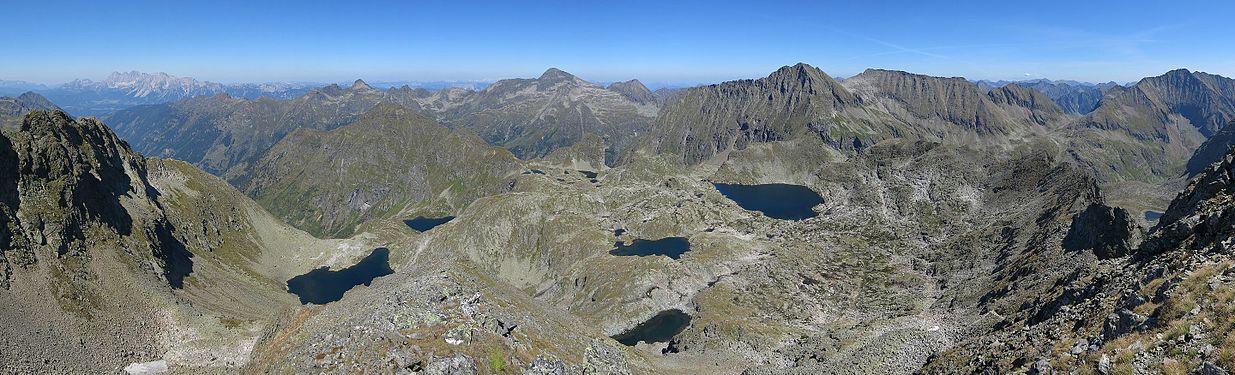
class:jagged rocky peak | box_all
[350,78,373,90]
[765,63,849,94]
[538,67,577,81]
[15,91,56,109]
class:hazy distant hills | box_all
[103,80,412,174]
[5,71,321,115]
[105,68,657,174]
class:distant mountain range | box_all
[0,71,322,115]
[974,78,1124,114]
[105,69,659,174]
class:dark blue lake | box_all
[612,309,692,346]
[1144,210,1163,221]
[713,183,823,220]
[404,216,455,232]
[610,237,691,260]
[286,248,394,304]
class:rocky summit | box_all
[5,6,1235,372]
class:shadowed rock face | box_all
[0,134,18,285]
[1062,203,1142,259]
[1187,119,1235,176]
[0,110,197,289]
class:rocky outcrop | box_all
[1062,203,1143,259]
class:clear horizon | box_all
[4,0,1233,85]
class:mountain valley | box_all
[5,61,1235,374]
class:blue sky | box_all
[3,0,1234,85]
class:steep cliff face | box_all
[1187,119,1235,176]
[2,111,167,279]
[925,146,1235,374]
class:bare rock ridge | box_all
[844,68,1013,133]
[640,63,861,164]
[639,64,1065,166]
[435,67,657,161]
